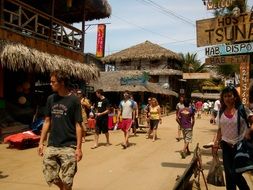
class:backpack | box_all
[219,104,249,135]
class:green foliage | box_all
[216,64,240,77]
[179,52,202,73]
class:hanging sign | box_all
[205,55,250,65]
[206,0,235,10]
[205,42,253,56]
[120,72,149,86]
[240,61,250,106]
[183,73,210,79]
[96,24,106,58]
[196,12,253,47]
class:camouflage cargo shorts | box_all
[43,146,77,188]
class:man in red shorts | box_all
[117,91,136,149]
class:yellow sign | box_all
[206,0,234,10]
[196,12,253,47]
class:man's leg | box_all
[91,133,99,148]
[105,132,111,145]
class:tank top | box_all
[150,106,160,120]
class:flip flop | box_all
[91,146,98,149]
[121,144,126,149]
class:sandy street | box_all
[0,113,253,190]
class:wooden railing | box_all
[0,0,84,52]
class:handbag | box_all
[207,154,225,186]
[234,139,253,173]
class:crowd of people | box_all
[37,70,253,190]
[37,70,163,190]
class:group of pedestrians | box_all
[175,87,253,190]
[37,70,163,190]
[37,70,253,190]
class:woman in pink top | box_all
[213,86,253,190]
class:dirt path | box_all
[0,114,253,190]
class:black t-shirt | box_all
[45,93,82,147]
[96,97,110,120]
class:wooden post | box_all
[81,0,86,52]
[0,0,4,26]
[49,0,55,40]
[0,64,3,98]
[240,56,250,106]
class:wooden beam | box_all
[0,28,85,62]
[0,0,4,26]
[183,73,210,79]
[0,64,3,98]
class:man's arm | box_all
[75,122,83,162]
[38,117,50,156]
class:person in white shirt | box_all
[117,91,136,149]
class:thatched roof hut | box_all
[0,40,99,81]
[90,71,178,96]
[22,0,111,23]
[102,41,180,63]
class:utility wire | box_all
[136,0,195,27]
[112,14,181,42]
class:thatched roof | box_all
[102,41,180,63]
[90,71,178,96]
[0,40,99,81]
[22,0,111,23]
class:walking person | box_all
[195,99,203,119]
[211,99,220,125]
[144,97,152,131]
[130,95,139,136]
[37,70,83,190]
[177,99,195,159]
[77,90,91,142]
[147,98,162,142]
[117,91,136,149]
[176,96,185,141]
[212,86,253,190]
[91,89,111,149]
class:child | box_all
[178,99,195,159]
[87,111,96,131]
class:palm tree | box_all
[179,52,202,73]
[179,52,207,96]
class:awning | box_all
[0,40,99,81]
[90,71,178,97]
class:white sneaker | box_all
[203,142,214,149]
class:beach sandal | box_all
[121,144,127,149]
[91,145,98,149]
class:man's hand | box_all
[75,149,83,162]
[37,144,44,157]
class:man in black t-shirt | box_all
[38,70,83,190]
[91,89,111,149]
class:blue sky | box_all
[79,0,253,63]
